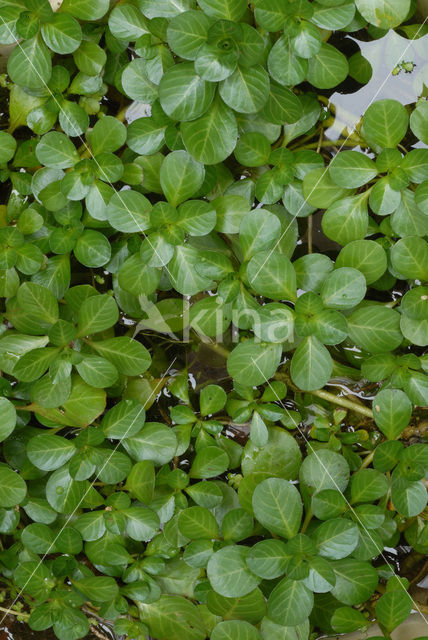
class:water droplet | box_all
[56,486,64,494]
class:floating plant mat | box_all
[0,1,427,640]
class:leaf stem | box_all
[309,389,373,418]
[360,450,375,469]
[0,605,29,620]
[300,508,312,534]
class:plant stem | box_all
[296,139,366,150]
[310,389,373,418]
[360,450,375,469]
[307,215,313,254]
[300,508,312,534]
[0,605,29,619]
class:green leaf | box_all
[240,210,281,261]
[7,35,52,90]
[222,508,253,542]
[102,399,146,439]
[330,559,378,605]
[214,195,250,233]
[186,482,223,508]
[227,340,282,387]
[189,446,229,479]
[140,595,205,640]
[122,422,177,465]
[372,389,412,440]
[106,190,151,233]
[291,21,322,58]
[160,150,205,207]
[267,578,314,627]
[331,606,368,633]
[178,506,219,539]
[90,337,151,376]
[335,240,387,285]
[169,245,212,295]
[36,132,79,169]
[73,576,119,603]
[355,0,410,29]
[108,3,148,40]
[252,478,302,539]
[0,398,16,442]
[242,426,301,481]
[27,434,76,471]
[311,489,347,520]
[290,336,332,392]
[35,375,106,427]
[17,282,59,328]
[376,589,412,633]
[59,0,110,20]
[121,59,158,103]
[14,561,51,601]
[177,200,216,236]
[195,41,239,82]
[41,13,82,54]
[390,236,428,281]
[247,250,296,301]
[125,460,155,503]
[13,347,59,382]
[87,116,126,155]
[322,193,368,246]
[410,100,428,145]
[260,617,310,640]
[306,43,348,89]
[197,0,247,21]
[391,476,427,517]
[207,545,260,598]
[235,132,271,167]
[206,587,266,624]
[303,167,352,209]
[300,449,350,493]
[182,94,238,164]
[369,176,401,216]
[245,539,289,579]
[75,355,118,388]
[200,384,227,416]
[329,151,377,188]
[123,506,159,541]
[361,99,409,149]
[46,467,86,514]
[313,519,359,559]
[348,306,402,354]
[211,620,262,640]
[167,10,211,60]
[0,464,27,508]
[350,468,389,506]
[21,523,56,555]
[321,267,366,310]
[219,65,269,114]
[268,36,308,86]
[77,294,119,336]
[0,131,17,164]
[159,62,215,121]
[312,2,356,29]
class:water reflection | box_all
[325,31,428,140]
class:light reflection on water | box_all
[325,31,428,141]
